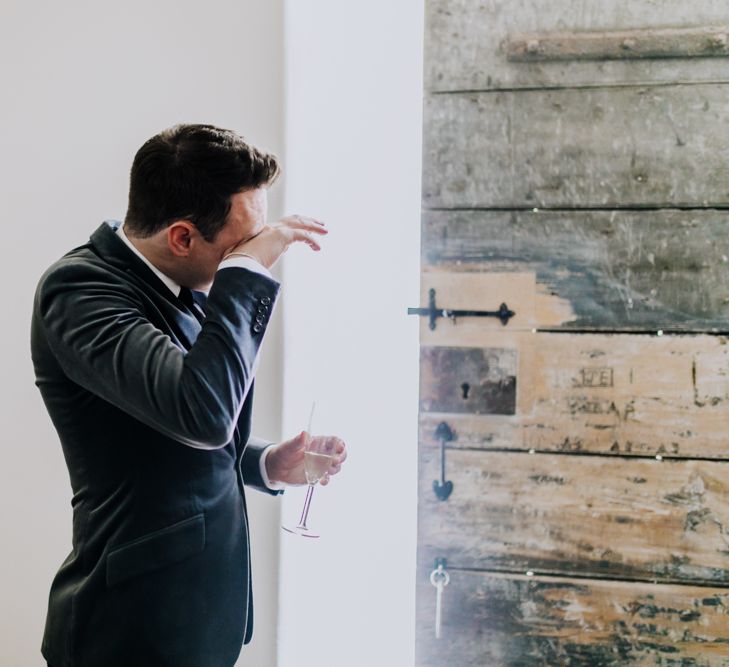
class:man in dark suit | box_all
[31,124,346,667]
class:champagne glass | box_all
[282,402,336,538]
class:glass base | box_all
[281,524,320,538]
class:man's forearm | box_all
[38,261,280,449]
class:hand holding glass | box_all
[282,405,336,538]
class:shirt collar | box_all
[116,224,181,298]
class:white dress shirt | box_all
[116,223,284,491]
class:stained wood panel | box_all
[426,0,729,92]
[419,329,729,459]
[419,448,729,583]
[423,85,729,208]
[416,570,729,666]
[423,209,729,331]
[418,1,729,663]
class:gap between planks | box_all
[435,564,729,590]
[415,321,729,337]
[424,205,729,212]
[429,78,729,96]
[537,328,729,336]
[435,444,729,464]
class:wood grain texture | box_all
[422,209,729,331]
[426,0,729,91]
[419,324,729,459]
[418,448,729,583]
[423,85,729,208]
[418,3,729,663]
[415,570,729,665]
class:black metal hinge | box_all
[408,288,515,330]
[433,421,454,501]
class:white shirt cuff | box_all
[218,255,273,279]
[260,443,286,491]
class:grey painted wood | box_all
[422,209,729,330]
[415,570,729,666]
[423,85,729,208]
[418,447,729,584]
[426,0,729,91]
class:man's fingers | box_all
[282,214,328,234]
[293,230,322,251]
[292,214,328,229]
[335,439,347,463]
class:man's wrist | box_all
[260,444,286,490]
[223,251,263,264]
[218,253,273,280]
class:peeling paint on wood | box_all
[423,85,729,208]
[415,570,729,665]
[418,448,729,583]
[423,209,729,331]
[426,0,729,91]
[418,271,575,331]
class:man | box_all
[31,124,346,667]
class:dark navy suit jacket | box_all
[31,220,283,667]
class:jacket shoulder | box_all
[34,244,140,316]
[37,241,133,287]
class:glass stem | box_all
[297,483,316,530]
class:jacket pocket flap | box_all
[106,513,205,587]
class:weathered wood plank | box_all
[422,209,729,331]
[419,325,729,459]
[418,271,571,333]
[426,0,729,92]
[423,85,729,208]
[418,449,729,583]
[415,569,729,666]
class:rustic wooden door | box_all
[415,2,729,665]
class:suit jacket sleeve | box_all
[241,436,284,495]
[35,261,280,450]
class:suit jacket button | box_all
[255,315,264,324]
[261,296,271,305]
[257,306,267,314]
[253,323,263,333]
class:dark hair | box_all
[123,124,280,241]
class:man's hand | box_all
[265,431,347,486]
[227,215,328,269]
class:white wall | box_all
[0,1,425,664]
[0,2,285,665]
[278,2,424,666]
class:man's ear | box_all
[166,222,197,257]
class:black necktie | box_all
[179,287,205,324]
